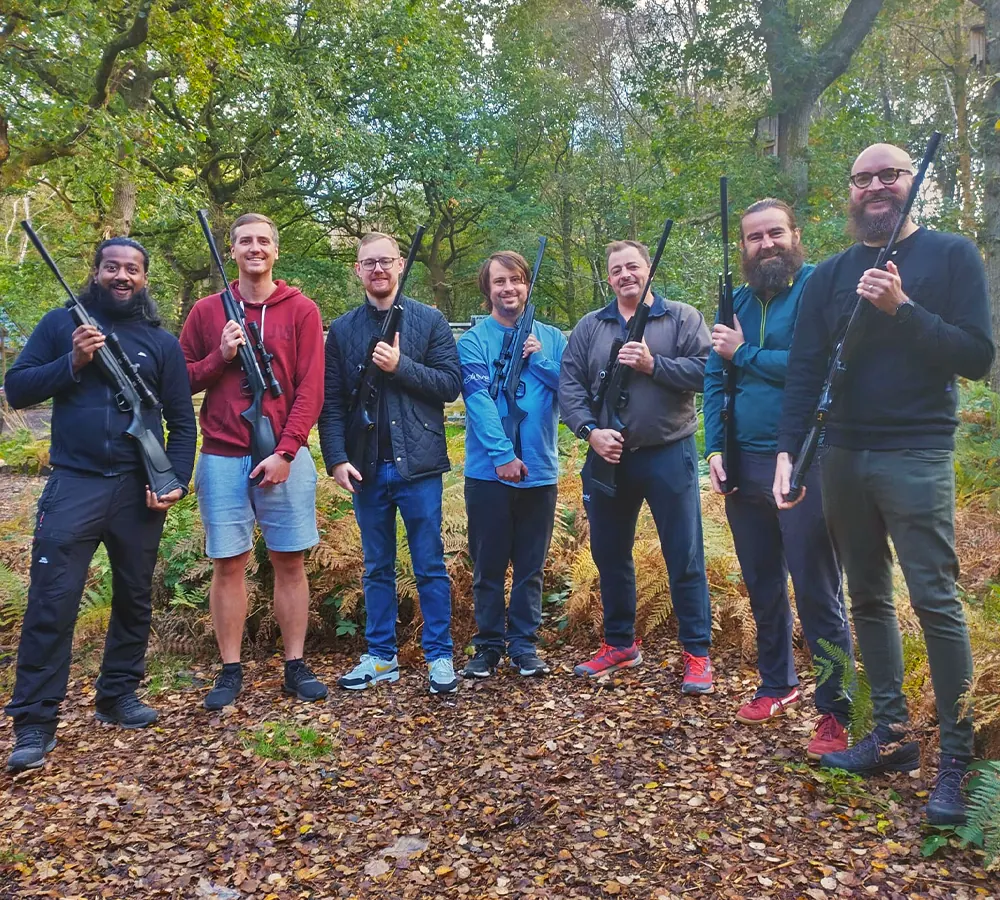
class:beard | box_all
[848,192,905,243]
[82,282,161,326]
[741,242,806,297]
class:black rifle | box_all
[21,221,185,499]
[490,236,547,458]
[346,225,426,486]
[196,210,282,486]
[786,131,942,501]
[589,219,673,497]
[717,176,739,493]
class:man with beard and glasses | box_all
[4,237,196,773]
[181,213,327,711]
[319,232,462,695]
[703,199,854,759]
[774,143,994,825]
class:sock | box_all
[874,723,908,743]
[222,662,242,674]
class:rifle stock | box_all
[589,220,673,497]
[717,176,739,493]
[785,131,942,501]
[21,221,185,499]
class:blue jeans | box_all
[725,451,853,721]
[582,436,712,655]
[352,462,453,661]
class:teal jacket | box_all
[704,263,815,457]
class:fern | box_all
[0,562,27,630]
[959,761,1000,870]
[816,638,873,741]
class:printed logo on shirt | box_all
[137,351,148,357]
[461,363,491,397]
[38,557,49,564]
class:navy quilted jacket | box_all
[319,296,461,481]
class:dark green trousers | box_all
[821,447,973,759]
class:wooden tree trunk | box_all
[559,192,577,325]
[776,102,813,203]
[983,0,1000,392]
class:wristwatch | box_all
[895,299,915,323]
[280,451,295,462]
[577,423,597,441]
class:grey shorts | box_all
[194,448,319,559]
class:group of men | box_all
[3,141,992,828]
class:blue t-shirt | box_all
[458,315,566,487]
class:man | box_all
[458,251,566,678]
[180,213,327,710]
[774,143,994,824]
[703,199,854,758]
[559,239,714,691]
[319,232,462,694]
[5,238,196,773]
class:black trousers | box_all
[5,469,166,734]
[465,478,558,657]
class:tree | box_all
[981,0,1000,391]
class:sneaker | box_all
[283,660,328,702]
[925,757,968,825]
[6,728,57,774]
[573,642,642,677]
[807,714,849,760]
[338,654,399,691]
[681,652,714,694]
[204,664,244,710]
[428,658,459,695]
[819,727,920,775]
[94,692,158,729]
[462,648,501,679]
[735,688,801,724]
[511,651,551,677]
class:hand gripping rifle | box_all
[785,131,942,502]
[346,225,426,485]
[489,236,547,458]
[717,176,739,493]
[21,221,185,499]
[197,210,282,486]
[589,219,673,498]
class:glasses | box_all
[849,168,912,189]
[359,257,399,272]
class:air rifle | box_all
[717,176,739,493]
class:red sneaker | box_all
[734,687,802,724]
[573,642,642,677]
[681,652,714,694]
[807,714,848,760]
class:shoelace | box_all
[813,715,842,741]
[116,694,147,714]
[15,729,48,749]
[932,766,965,802]
[215,669,242,690]
[683,652,709,675]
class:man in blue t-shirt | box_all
[458,250,566,677]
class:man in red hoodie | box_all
[180,213,327,709]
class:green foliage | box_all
[0,430,50,474]
[143,654,195,696]
[815,638,873,742]
[239,721,336,761]
[955,381,1000,502]
[960,760,1000,870]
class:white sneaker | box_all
[337,654,399,690]
[428,658,459,694]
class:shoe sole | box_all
[429,683,459,694]
[518,666,550,677]
[281,685,329,702]
[94,712,157,729]
[681,683,715,695]
[574,652,643,677]
[925,807,967,826]
[734,698,801,725]
[338,671,400,691]
[461,669,495,679]
[6,739,57,773]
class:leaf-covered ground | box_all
[2,645,997,900]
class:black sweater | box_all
[5,305,197,484]
[778,228,995,454]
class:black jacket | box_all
[319,296,462,481]
[5,304,197,484]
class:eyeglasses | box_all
[849,168,912,189]
[359,257,399,272]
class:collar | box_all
[595,292,668,322]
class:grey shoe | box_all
[462,648,502,679]
[95,692,158,729]
[428,658,459,694]
[337,654,400,690]
[511,651,551,677]
[7,728,57,773]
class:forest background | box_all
[3,0,1000,893]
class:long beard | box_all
[848,193,905,243]
[741,243,805,297]
[83,282,160,325]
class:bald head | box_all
[852,143,913,177]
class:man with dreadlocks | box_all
[4,236,196,774]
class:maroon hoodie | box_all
[180,280,324,458]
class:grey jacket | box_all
[559,294,710,448]
[319,296,461,481]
